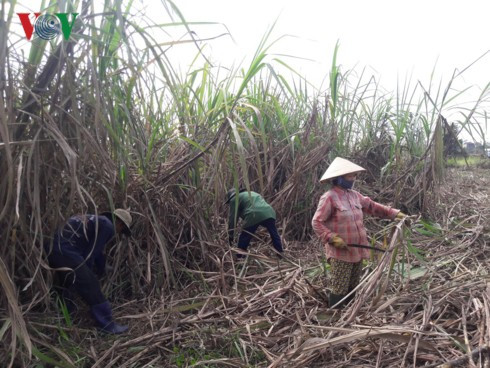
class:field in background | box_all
[447,155,489,167]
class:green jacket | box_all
[228,191,276,237]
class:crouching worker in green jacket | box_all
[225,188,284,259]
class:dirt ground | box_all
[24,165,490,368]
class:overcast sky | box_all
[11,0,490,139]
[162,0,490,90]
[154,0,489,140]
[13,0,490,95]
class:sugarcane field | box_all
[2,1,490,367]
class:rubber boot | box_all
[345,289,356,305]
[90,301,128,334]
[329,293,347,309]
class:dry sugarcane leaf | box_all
[0,257,32,356]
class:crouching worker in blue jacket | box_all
[44,209,132,334]
[226,188,284,259]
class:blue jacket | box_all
[47,215,115,274]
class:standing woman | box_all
[312,157,406,308]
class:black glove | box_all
[94,266,105,278]
[94,264,113,278]
[228,229,234,246]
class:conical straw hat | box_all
[102,208,132,236]
[113,209,132,233]
[320,157,365,182]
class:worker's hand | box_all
[228,229,234,246]
[395,211,411,226]
[330,235,347,249]
[396,211,406,220]
[95,266,105,278]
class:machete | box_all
[347,244,387,252]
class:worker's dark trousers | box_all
[47,252,106,307]
[237,218,283,256]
